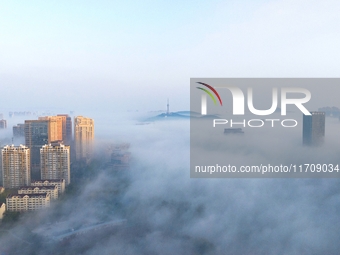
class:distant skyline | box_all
[1,0,340,113]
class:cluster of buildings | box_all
[0,114,94,213]
[5,179,65,212]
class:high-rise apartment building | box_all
[40,143,71,185]
[25,119,49,176]
[13,124,25,137]
[0,119,7,129]
[38,116,64,142]
[303,112,325,146]
[57,114,72,145]
[1,145,31,188]
[74,116,94,161]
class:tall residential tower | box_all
[38,116,64,142]
[74,116,94,161]
[57,114,72,145]
[25,119,49,176]
[40,142,71,185]
[1,145,31,188]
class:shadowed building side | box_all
[303,112,325,146]
[25,119,49,178]
[13,124,25,137]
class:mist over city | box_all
[0,110,339,254]
[2,0,340,254]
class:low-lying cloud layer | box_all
[1,113,340,255]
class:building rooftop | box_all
[31,179,65,183]
[7,193,50,198]
[2,144,29,150]
[19,185,57,190]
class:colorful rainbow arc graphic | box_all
[196,82,223,106]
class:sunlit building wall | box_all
[40,143,71,185]
[6,193,50,212]
[1,145,30,188]
[74,116,94,161]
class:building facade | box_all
[0,119,7,129]
[38,116,64,142]
[6,193,50,212]
[74,116,94,161]
[57,114,72,145]
[303,112,326,146]
[0,203,5,220]
[1,145,31,188]
[25,119,49,175]
[18,185,58,200]
[13,124,25,137]
[31,179,65,194]
[40,143,71,185]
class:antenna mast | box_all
[167,98,169,115]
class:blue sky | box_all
[1,0,339,113]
